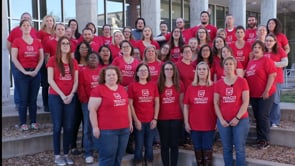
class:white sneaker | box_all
[271,124,278,128]
[85,156,94,164]
[54,155,66,166]
[64,155,74,165]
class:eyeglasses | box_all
[138,69,148,72]
[79,47,88,50]
[198,31,206,34]
[164,68,173,71]
[162,47,169,50]
[122,45,130,49]
[61,42,70,46]
[265,40,275,42]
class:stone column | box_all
[261,0,277,25]
[2,0,11,103]
[127,0,139,28]
[229,0,246,27]
[190,0,208,27]
[76,0,97,34]
[141,0,161,36]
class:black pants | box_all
[157,119,182,166]
[71,98,84,149]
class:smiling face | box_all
[223,58,236,75]
[265,35,276,51]
[145,47,156,62]
[197,63,209,80]
[87,53,99,68]
[164,63,174,78]
[137,65,149,80]
[105,69,118,86]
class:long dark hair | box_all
[55,36,74,76]
[197,44,214,67]
[168,27,185,49]
[158,61,181,94]
[98,45,113,65]
[68,19,81,39]
[74,41,92,63]
[265,34,278,54]
[266,18,282,35]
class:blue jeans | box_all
[217,118,250,166]
[97,128,130,166]
[40,62,49,108]
[157,120,182,166]
[49,94,77,155]
[250,95,274,142]
[270,84,282,125]
[11,62,20,106]
[82,103,94,157]
[191,130,215,151]
[14,69,41,125]
[134,122,156,162]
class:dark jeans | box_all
[250,95,274,142]
[97,128,130,166]
[40,62,49,108]
[81,103,94,157]
[14,69,41,125]
[49,94,77,155]
[134,122,156,161]
[11,62,20,105]
[71,97,83,149]
[191,130,215,151]
[157,120,182,166]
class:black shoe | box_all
[71,148,82,155]
[257,141,270,150]
[126,146,134,154]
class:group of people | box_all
[7,9,289,166]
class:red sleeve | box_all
[78,69,88,103]
[90,85,103,98]
[183,85,192,104]
[127,83,134,99]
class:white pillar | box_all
[261,0,277,25]
[229,0,246,27]
[190,0,208,27]
[141,0,161,36]
[2,0,11,103]
[76,0,97,34]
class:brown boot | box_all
[194,150,204,166]
[204,150,213,166]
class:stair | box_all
[2,92,295,165]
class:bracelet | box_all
[235,116,240,120]
[153,118,158,121]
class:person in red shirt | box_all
[98,24,112,46]
[68,19,81,40]
[266,18,290,54]
[176,45,195,91]
[123,26,137,47]
[245,16,257,43]
[230,26,251,69]
[196,27,212,49]
[135,26,160,59]
[216,28,227,41]
[80,27,102,52]
[11,19,44,131]
[215,46,244,80]
[47,36,79,165]
[128,63,159,166]
[88,65,133,166]
[7,12,38,109]
[112,40,140,87]
[78,51,101,164]
[214,56,250,166]
[184,61,216,166]
[197,44,215,81]
[188,38,199,64]
[158,43,171,62]
[190,11,217,42]
[225,14,237,45]
[98,45,113,69]
[109,31,125,59]
[212,36,227,80]
[168,27,185,63]
[245,40,277,150]
[264,34,288,128]
[143,45,162,82]
[158,61,184,166]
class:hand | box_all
[63,93,74,104]
[184,123,191,133]
[29,70,38,77]
[229,117,239,127]
[220,119,229,127]
[134,120,142,130]
[262,91,269,99]
[150,119,157,129]
[129,123,133,133]
[93,127,100,138]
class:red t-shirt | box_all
[230,42,252,69]
[176,61,195,90]
[264,47,287,83]
[12,38,43,68]
[214,77,249,121]
[90,84,130,130]
[184,84,216,131]
[99,36,112,46]
[44,39,75,57]
[245,56,277,97]
[159,82,184,120]
[109,44,122,59]
[147,61,162,82]
[78,67,101,103]
[276,33,289,49]
[165,28,193,44]
[7,26,38,43]
[170,46,181,63]
[128,81,159,122]
[190,24,217,41]
[37,30,55,46]
[245,28,257,43]
[135,40,160,59]
[111,56,140,87]
[225,28,237,45]
[47,56,78,95]
[214,60,244,80]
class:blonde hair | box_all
[112,30,125,45]
[40,15,56,35]
[192,61,212,86]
